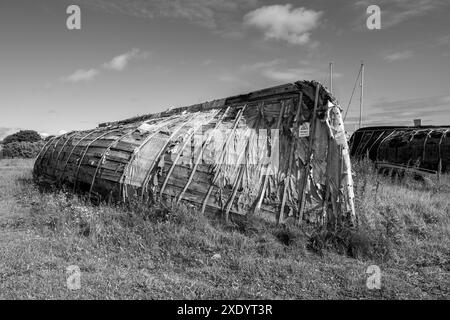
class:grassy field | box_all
[0,158,448,299]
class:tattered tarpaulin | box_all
[34,81,356,226]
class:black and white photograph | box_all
[0,0,449,304]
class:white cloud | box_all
[383,50,414,62]
[103,48,149,71]
[243,4,322,46]
[59,48,148,85]
[61,69,99,83]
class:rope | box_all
[343,67,362,122]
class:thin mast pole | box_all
[359,61,364,129]
[329,62,333,93]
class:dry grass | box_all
[0,158,448,299]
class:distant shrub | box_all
[3,130,42,144]
[1,141,45,159]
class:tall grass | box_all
[351,158,449,263]
[1,158,448,299]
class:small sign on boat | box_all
[298,122,310,137]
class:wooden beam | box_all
[298,83,321,225]
[200,105,247,213]
[118,115,182,199]
[159,109,222,197]
[88,128,137,197]
[140,114,199,197]
[35,136,58,170]
[254,100,287,214]
[278,93,303,224]
[57,129,100,184]
[73,129,122,192]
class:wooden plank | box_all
[159,109,221,197]
[89,128,136,196]
[298,83,321,224]
[199,105,247,212]
[176,107,231,203]
[85,148,132,162]
[73,130,122,191]
[279,93,302,224]
[141,114,201,196]
[254,100,286,214]
[57,130,100,183]
[63,164,123,183]
[225,83,299,105]
[119,115,187,196]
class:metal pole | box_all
[359,61,364,129]
[329,62,333,94]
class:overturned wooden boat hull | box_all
[350,126,450,173]
[34,81,355,225]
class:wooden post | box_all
[279,95,302,224]
[224,164,245,222]
[254,101,286,215]
[298,83,320,224]
[321,134,333,225]
[437,129,448,183]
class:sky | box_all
[0,0,449,138]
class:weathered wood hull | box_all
[34,81,356,225]
[350,126,450,173]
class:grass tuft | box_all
[0,158,449,299]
